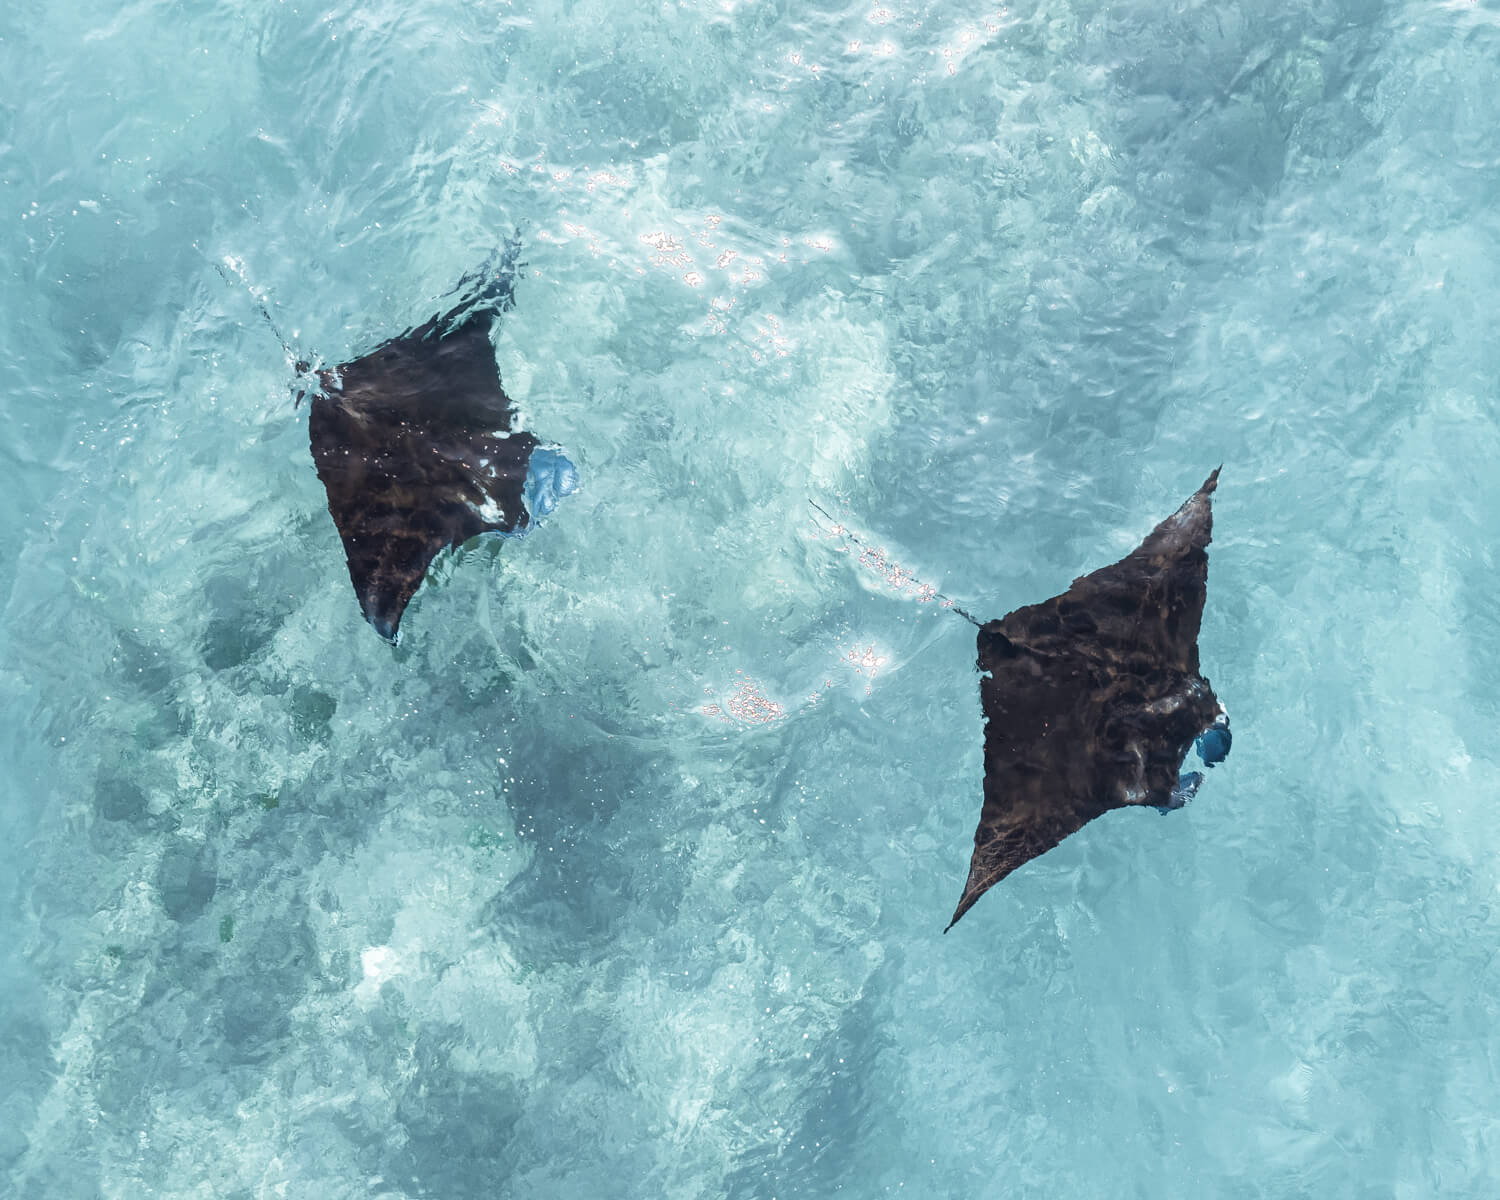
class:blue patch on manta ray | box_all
[499,445,579,538]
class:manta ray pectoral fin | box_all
[420,231,528,341]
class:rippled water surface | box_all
[4,0,1499,1195]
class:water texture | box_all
[2,0,1498,1195]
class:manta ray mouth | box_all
[496,445,579,536]
[1162,707,1232,813]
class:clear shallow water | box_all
[3,0,1498,1194]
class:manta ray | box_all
[946,469,1229,931]
[298,244,577,642]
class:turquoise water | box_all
[3,0,1499,1194]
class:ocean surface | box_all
[3,0,1498,1195]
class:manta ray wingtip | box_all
[944,886,984,932]
[370,616,401,645]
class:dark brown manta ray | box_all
[300,249,568,642]
[946,469,1225,931]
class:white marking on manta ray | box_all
[472,498,506,524]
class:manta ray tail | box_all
[808,500,982,626]
[209,257,315,385]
